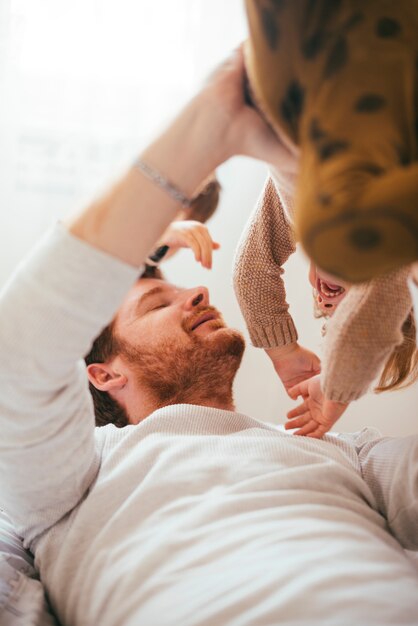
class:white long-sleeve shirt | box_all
[0,224,417,626]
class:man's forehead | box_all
[118,278,181,320]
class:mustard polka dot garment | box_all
[245,0,418,282]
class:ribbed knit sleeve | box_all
[354,432,418,550]
[0,224,140,546]
[233,178,298,348]
[322,267,413,403]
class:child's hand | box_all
[266,343,321,396]
[285,375,348,438]
[158,220,220,269]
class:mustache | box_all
[182,306,224,334]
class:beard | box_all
[120,311,245,409]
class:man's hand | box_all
[266,343,321,396]
[285,375,348,438]
[158,220,220,269]
[201,45,299,168]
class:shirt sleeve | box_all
[233,177,298,348]
[0,224,140,547]
[353,432,418,551]
[322,267,413,403]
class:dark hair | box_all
[84,265,163,427]
[187,177,221,223]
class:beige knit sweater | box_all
[233,177,413,403]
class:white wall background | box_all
[1,0,416,437]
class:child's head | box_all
[309,263,349,317]
[309,262,418,393]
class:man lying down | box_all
[0,224,417,626]
[0,73,417,625]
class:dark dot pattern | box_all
[259,7,280,50]
[355,94,387,113]
[269,0,286,10]
[280,81,305,138]
[302,12,363,63]
[396,145,411,167]
[362,163,386,177]
[349,227,381,250]
[318,192,332,206]
[302,31,329,60]
[323,36,348,79]
[318,139,349,161]
[376,17,401,38]
[343,12,364,32]
[309,118,328,143]
[307,0,343,30]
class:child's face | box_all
[309,263,349,316]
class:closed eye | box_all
[146,300,170,313]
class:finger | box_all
[212,241,221,250]
[284,413,311,430]
[182,232,202,264]
[288,384,300,400]
[286,400,309,419]
[288,382,308,400]
[294,420,318,437]
[193,227,213,269]
[306,425,328,439]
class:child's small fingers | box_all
[287,400,308,419]
[212,241,221,250]
[185,234,201,263]
[284,413,310,430]
[288,384,302,400]
[193,229,213,268]
[306,425,328,439]
[294,420,317,437]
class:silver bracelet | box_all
[134,158,193,208]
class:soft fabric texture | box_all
[245,0,418,282]
[0,511,59,626]
[409,275,418,339]
[0,224,417,626]
[233,176,413,402]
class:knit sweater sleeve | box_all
[322,267,412,403]
[233,178,298,348]
[0,224,139,546]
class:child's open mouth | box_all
[316,278,346,302]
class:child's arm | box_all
[233,177,320,394]
[286,267,413,437]
[149,220,220,269]
[322,267,412,402]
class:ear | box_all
[86,363,127,392]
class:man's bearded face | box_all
[113,278,245,404]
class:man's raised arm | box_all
[0,48,282,548]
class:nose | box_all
[183,286,210,310]
[317,295,335,311]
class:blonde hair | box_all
[375,311,418,393]
[314,292,418,393]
